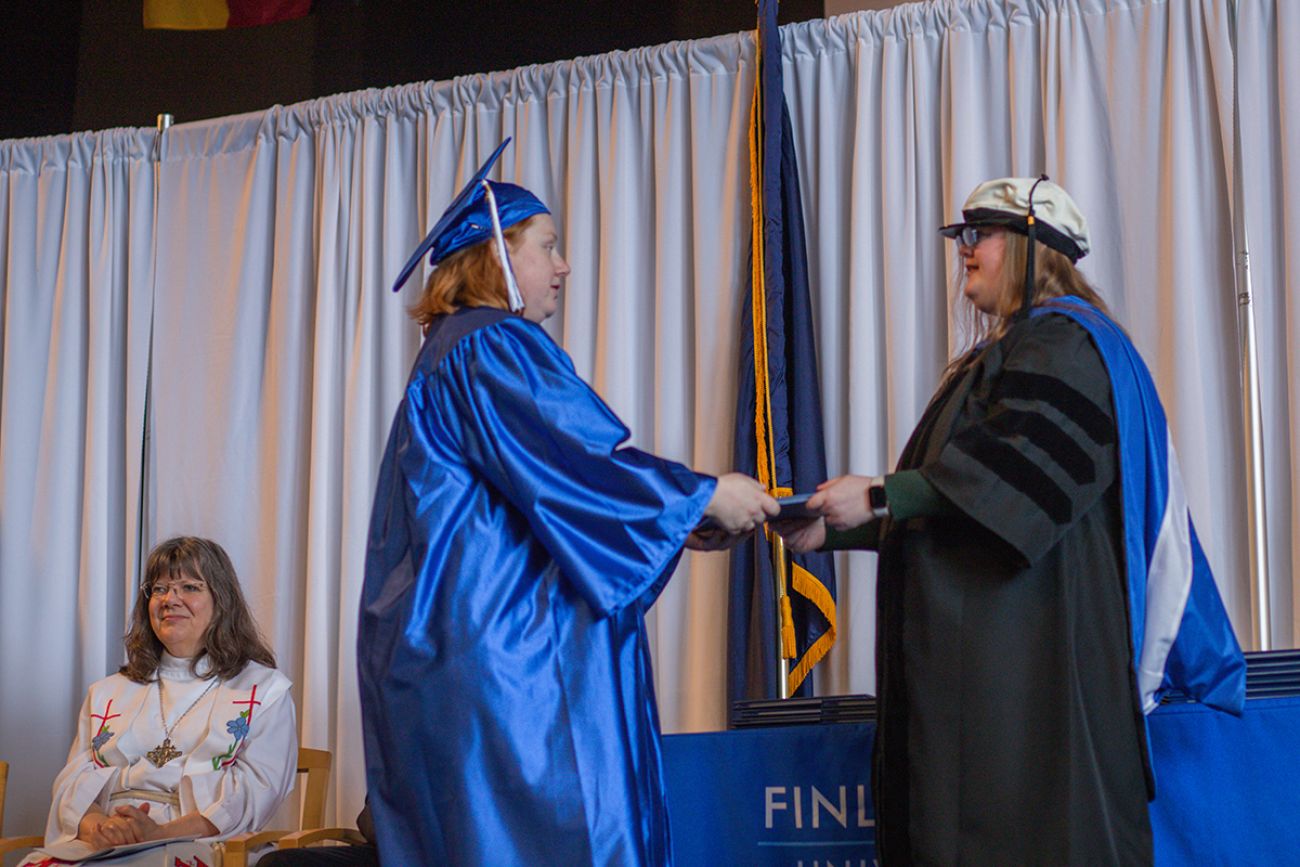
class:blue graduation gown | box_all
[358,306,715,865]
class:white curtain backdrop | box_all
[0,130,158,840]
[1,0,1295,835]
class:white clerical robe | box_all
[23,653,296,865]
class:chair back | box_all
[296,747,332,830]
[218,746,336,867]
[0,759,10,833]
[0,759,45,859]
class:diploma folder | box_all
[695,492,819,533]
[772,492,819,521]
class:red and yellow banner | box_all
[144,0,311,30]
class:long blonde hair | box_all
[946,231,1111,378]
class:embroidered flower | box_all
[226,715,250,739]
[91,726,116,767]
[89,699,121,768]
[213,686,261,770]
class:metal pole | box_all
[770,534,791,699]
[1228,1,1270,650]
[135,111,172,588]
[1236,251,1270,650]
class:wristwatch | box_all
[868,476,889,520]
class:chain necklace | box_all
[145,677,219,767]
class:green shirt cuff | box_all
[822,520,880,551]
[885,468,955,520]
[817,469,955,551]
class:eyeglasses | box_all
[956,226,999,248]
[145,580,208,600]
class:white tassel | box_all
[481,181,525,312]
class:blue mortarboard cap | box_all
[390,137,551,301]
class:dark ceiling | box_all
[0,0,822,141]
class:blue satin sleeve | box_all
[412,316,715,616]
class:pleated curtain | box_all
[2,0,1296,831]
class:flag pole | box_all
[770,536,792,698]
[748,17,793,700]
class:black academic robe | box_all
[874,313,1153,865]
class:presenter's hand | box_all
[704,473,780,534]
[772,517,826,553]
[809,475,874,530]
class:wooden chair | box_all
[268,749,367,854]
[221,747,333,867]
[274,822,368,850]
[0,759,44,860]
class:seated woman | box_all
[23,536,296,865]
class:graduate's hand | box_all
[772,516,826,553]
[808,475,874,530]
[685,528,748,550]
[704,473,780,534]
[111,802,162,842]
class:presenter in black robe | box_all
[779,177,1243,865]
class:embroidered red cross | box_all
[231,684,261,724]
[90,699,120,734]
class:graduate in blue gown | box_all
[358,141,778,865]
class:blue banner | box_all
[728,0,837,706]
[664,725,875,866]
[663,697,1300,865]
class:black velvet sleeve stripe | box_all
[951,432,1073,524]
[985,409,1096,485]
[996,370,1115,445]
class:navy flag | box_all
[727,0,837,709]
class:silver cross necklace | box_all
[146,677,219,767]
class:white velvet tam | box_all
[941,176,1091,262]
